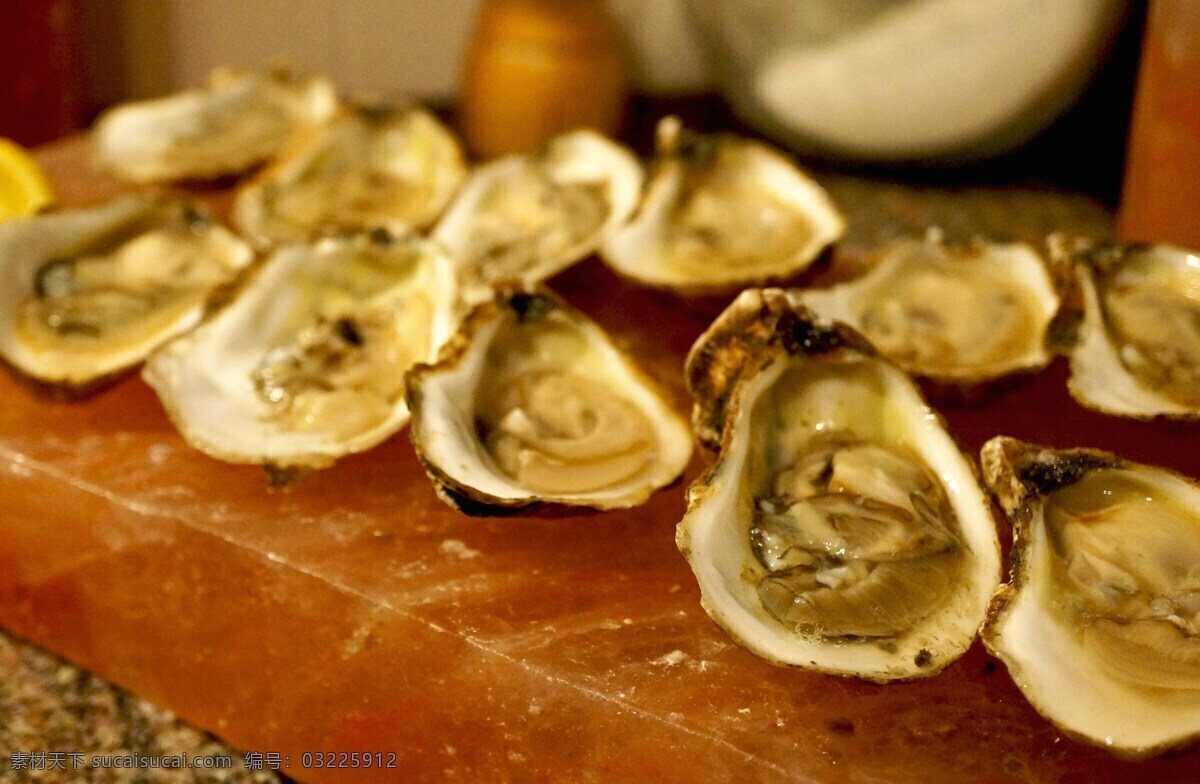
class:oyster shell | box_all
[0,195,252,390]
[601,117,845,296]
[233,103,466,247]
[93,66,338,183]
[981,436,1200,758]
[406,286,693,514]
[143,230,457,472]
[678,290,1001,681]
[431,130,642,306]
[791,232,1062,388]
[1057,239,1200,419]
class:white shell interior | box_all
[1067,245,1200,418]
[602,134,844,290]
[792,237,1059,382]
[93,68,338,183]
[143,234,457,468]
[0,195,253,386]
[410,303,693,509]
[233,105,466,246]
[679,350,1000,679]
[432,130,643,306]
[987,464,1200,754]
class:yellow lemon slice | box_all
[0,137,55,222]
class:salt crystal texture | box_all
[2,140,1197,782]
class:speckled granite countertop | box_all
[0,630,287,783]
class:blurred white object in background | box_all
[689,0,1130,163]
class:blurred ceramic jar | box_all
[460,0,627,158]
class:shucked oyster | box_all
[601,117,844,296]
[233,103,466,247]
[791,232,1062,388]
[144,231,457,473]
[1057,239,1200,419]
[981,437,1200,758]
[431,130,642,306]
[406,286,692,514]
[0,195,252,390]
[93,66,338,183]
[679,290,1000,681]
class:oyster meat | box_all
[0,195,252,389]
[143,231,457,472]
[406,286,692,513]
[233,103,466,247]
[1058,239,1200,419]
[678,290,1000,680]
[431,130,642,306]
[791,232,1062,387]
[93,66,338,183]
[601,117,845,295]
[981,437,1200,758]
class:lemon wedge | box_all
[0,137,55,222]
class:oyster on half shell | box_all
[431,130,642,306]
[143,231,457,474]
[233,103,466,247]
[1056,239,1200,420]
[678,290,1000,681]
[93,66,338,183]
[601,117,845,296]
[0,195,252,390]
[406,286,692,514]
[981,437,1200,758]
[791,232,1062,389]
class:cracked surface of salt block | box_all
[2,137,1199,782]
